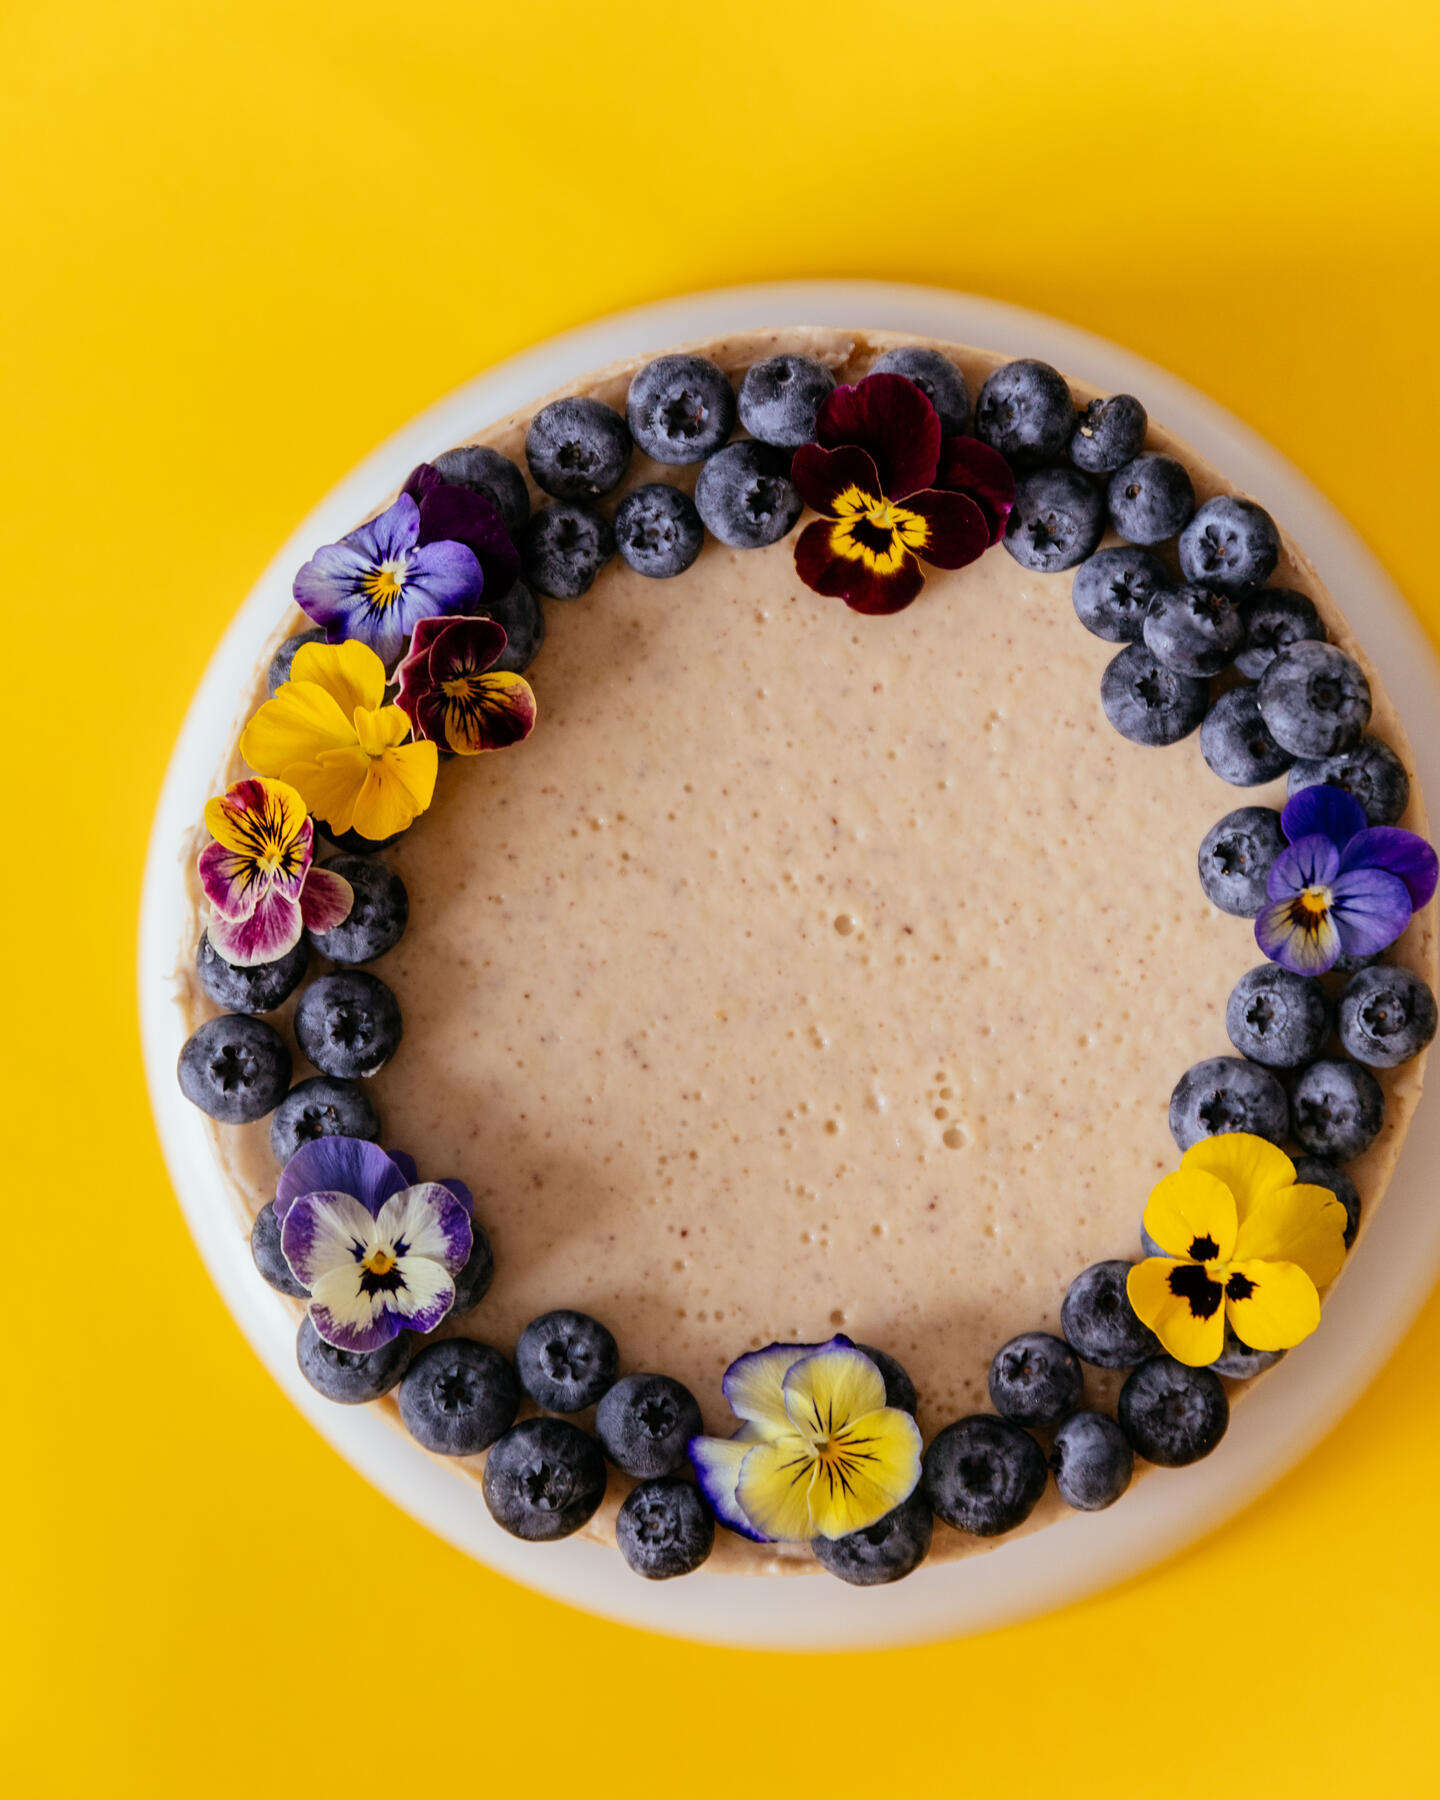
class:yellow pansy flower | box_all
[239,638,438,842]
[1127,1134,1349,1368]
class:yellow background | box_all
[6,2,1440,1793]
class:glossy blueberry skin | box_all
[1287,733,1410,827]
[1069,393,1147,475]
[1201,684,1294,786]
[1235,587,1325,681]
[450,1219,495,1314]
[430,444,531,535]
[1198,805,1286,917]
[1100,643,1210,747]
[1338,966,1438,1068]
[195,933,308,1014]
[306,855,408,965]
[1293,1155,1361,1248]
[615,1477,716,1579]
[736,354,836,450]
[520,502,615,600]
[987,1331,1083,1429]
[178,1014,291,1123]
[1143,584,1246,677]
[1258,639,1372,758]
[974,359,1075,466]
[596,1373,703,1479]
[1050,1411,1134,1510]
[694,441,803,549]
[1179,495,1280,594]
[1291,1058,1385,1161]
[614,483,704,579]
[923,1415,1048,1537]
[1072,545,1169,644]
[1061,1261,1160,1369]
[1106,453,1196,545]
[1226,964,1331,1068]
[398,1339,519,1456]
[1210,1328,1285,1380]
[854,1343,918,1415]
[482,1417,607,1541]
[267,627,327,695]
[294,971,402,1080]
[626,354,736,464]
[269,1075,381,1167]
[812,1486,933,1585]
[869,347,969,434]
[296,1315,413,1404]
[481,578,546,674]
[1119,1356,1229,1466]
[1004,466,1106,573]
[525,396,631,499]
[1169,1056,1290,1150]
[251,1201,308,1297]
[515,1310,618,1412]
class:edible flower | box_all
[275,1137,473,1352]
[198,777,353,966]
[792,373,1014,615]
[1255,785,1437,975]
[240,638,438,841]
[688,1337,922,1541]
[395,615,537,755]
[402,462,520,599]
[1127,1134,1348,1367]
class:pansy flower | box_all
[689,1337,922,1541]
[198,777,353,966]
[395,616,537,755]
[402,462,520,599]
[792,374,1014,615]
[1255,785,1437,975]
[1127,1134,1348,1367]
[276,1136,473,1353]
[240,638,438,841]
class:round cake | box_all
[173,327,1438,1581]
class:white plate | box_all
[140,281,1440,1650]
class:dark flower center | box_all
[1167,1262,1224,1320]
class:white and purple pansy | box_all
[1255,785,1438,975]
[275,1137,473,1352]
[199,777,353,967]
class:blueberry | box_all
[398,1339,519,1456]
[1179,495,1280,594]
[1287,733,1410,827]
[812,1486,933,1585]
[1293,1155,1361,1247]
[1198,806,1286,916]
[178,1014,291,1123]
[616,1477,716,1579]
[1004,467,1106,573]
[596,1372,702,1478]
[1069,393,1147,475]
[1061,1261,1160,1368]
[251,1201,308,1297]
[987,1331,1083,1428]
[1235,587,1325,681]
[267,627,327,695]
[304,856,408,966]
[483,1417,607,1540]
[854,1343,918,1414]
[1072,546,1170,643]
[480,578,546,673]
[614,483,704,579]
[1258,641,1372,758]
[450,1221,495,1314]
[1226,964,1331,1068]
[515,1309,618,1412]
[269,1075,381,1166]
[1100,644,1210,747]
[1290,1058,1385,1161]
[525,396,631,499]
[1144,584,1246,678]
[625,354,736,464]
[195,934,308,1014]
[1338,966,1438,1068]
[430,444,531,536]
[1333,949,1384,975]
[736,354,836,450]
[317,824,403,855]
[694,441,803,549]
[1107,453,1196,545]
[922,1415,1048,1537]
[294,971,402,1080]
[1119,1356,1229,1465]
[1210,1328,1285,1380]
[974,359,1075,466]
[1049,1411,1134,1510]
[1201,685,1293,786]
[869,347,969,434]
[296,1314,413,1404]
[1169,1056,1290,1150]
[520,502,615,599]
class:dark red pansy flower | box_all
[402,462,520,600]
[395,614,537,756]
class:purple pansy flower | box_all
[1255,785,1438,975]
[401,462,521,600]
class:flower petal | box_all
[293,539,381,626]
[1281,784,1368,851]
[280,1190,376,1288]
[205,888,303,967]
[689,1429,774,1542]
[722,1341,820,1433]
[934,435,1016,544]
[239,682,356,778]
[440,672,537,755]
[374,1183,473,1274]
[402,538,483,613]
[735,1434,819,1542]
[203,777,309,861]
[1126,1257,1228,1367]
[1142,1168,1239,1262]
[816,373,940,499]
[1231,1185,1348,1287]
[1181,1134,1297,1223]
[1328,865,1415,958]
[427,615,509,683]
[902,488,991,570]
[342,493,422,566]
[1337,826,1439,911]
[387,1254,457,1335]
[288,745,372,836]
[1266,833,1342,901]
[275,1136,410,1220]
[1254,894,1342,974]
[307,1266,406,1354]
[1223,1259,1322,1352]
[793,519,925,615]
[298,864,354,933]
[781,1339,886,1442]
[806,1407,923,1541]
[405,466,520,596]
[347,742,438,840]
[197,840,264,922]
[790,443,884,517]
[290,638,388,718]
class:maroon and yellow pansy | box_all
[395,615,537,756]
[198,777,353,965]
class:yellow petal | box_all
[240,681,356,778]
[1232,1185,1348,1288]
[353,703,413,756]
[722,1344,816,1435]
[290,637,386,717]
[288,747,371,834]
[1224,1259,1322,1352]
[1182,1133,1296,1222]
[1143,1169,1238,1263]
[1127,1257,1227,1367]
[349,743,437,839]
[807,1406,923,1541]
[202,777,308,857]
[735,1434,817,1542]
[782,1341,887,1442]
